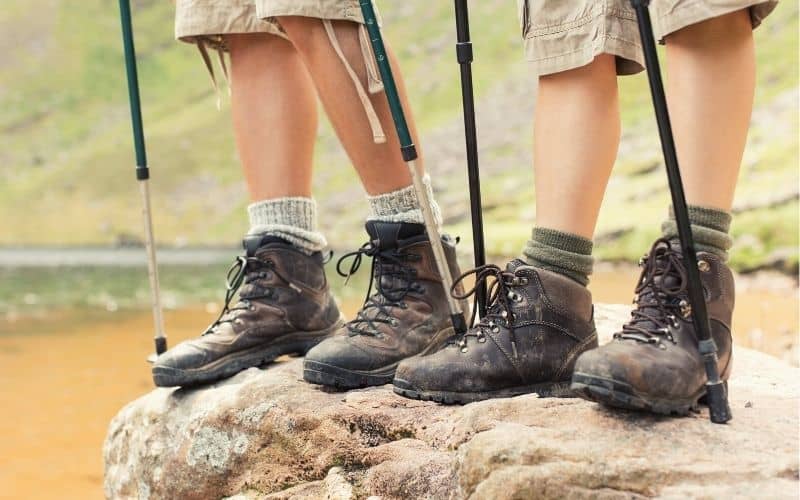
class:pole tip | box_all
[706,382,732,424]
[155,336,168,355]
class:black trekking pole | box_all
[453,0,488,320]
[358,0,467,336]
[631,0,731,423]
[118,0,168,362]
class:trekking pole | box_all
[453,0,488,320]
[118,0,168,362]
[358,0,467,336]
[631,0,731,423]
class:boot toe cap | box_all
[303,335,376,371]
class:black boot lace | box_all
[204,255,302,335]
[449,264,528,358]
[615,238,692,348]
[336,241,420,337]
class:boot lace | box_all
[336,241,420,337]
[204,255,301,335]
[449,264,527,358]
[615,238,692,347]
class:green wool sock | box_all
[661,205,732,261]
[522,227,594,286]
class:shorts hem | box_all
[654,0,779,38]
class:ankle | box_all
[366,174,442,227]
[661,205,732,261]
[522,227,594,286]
[247,197,327,254]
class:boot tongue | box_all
[242,234,291,257]
[365,221,426,250]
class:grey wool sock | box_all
[366,174,443,227]
[247,197,327,254]
[661,205,732,261]
[522,227,594,286]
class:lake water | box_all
[0,267,797,499]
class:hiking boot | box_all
[571,238,734,416]
[152,235,344,387]
[302,221,463,389]
[393,260,598,404]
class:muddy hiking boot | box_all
[303,221,463,390]
[393,260,598,404]
[571,238,734,416]
[152,234,344,388]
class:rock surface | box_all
[104,305,799,499]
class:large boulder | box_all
[104,305,799,499]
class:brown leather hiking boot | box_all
[571,238,734,416]
[393,260,598,404]
[152,234,344,388]
[302,221,463,389]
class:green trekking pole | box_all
[118,0,168,361]
[358,0,467,335]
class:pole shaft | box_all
[631,0,730,423]
[359,0,466,334]
[454,0,487,319]
[140,181,167,348]
[118,0,148,180]
[120,0,167,354]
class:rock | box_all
[104,305,799,499]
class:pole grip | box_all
[119,0,149,179]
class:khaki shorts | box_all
[175,0,368,49]
[519,0,779,75]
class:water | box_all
[0,267,796,498]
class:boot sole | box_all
[303,360,398,390]
[570,372,726,417]
[392,377,574,405]
[152,320,344,388]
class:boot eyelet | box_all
[679,299,692,318]
[698,260,711,272]
[478,335,487,343]
[500,311,508,318]
[491,327,500,334]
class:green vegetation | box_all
[1,1,797,273]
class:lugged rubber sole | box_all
[392,377,574,405]
[152,320,343,388]
[303,360,398,390]
[570,372,724,417]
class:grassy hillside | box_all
[1,0,797,273]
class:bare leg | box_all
[665,10,756,211]
[533,54,620,239]
[227,33,318,201]
[278,17,416,195]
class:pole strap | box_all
[323,20,386,144]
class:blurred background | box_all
[1,1,797,498]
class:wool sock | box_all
[661,205,732,261]
[247,197,327,254]
[366,174,443,227]
[522,227,594,286]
